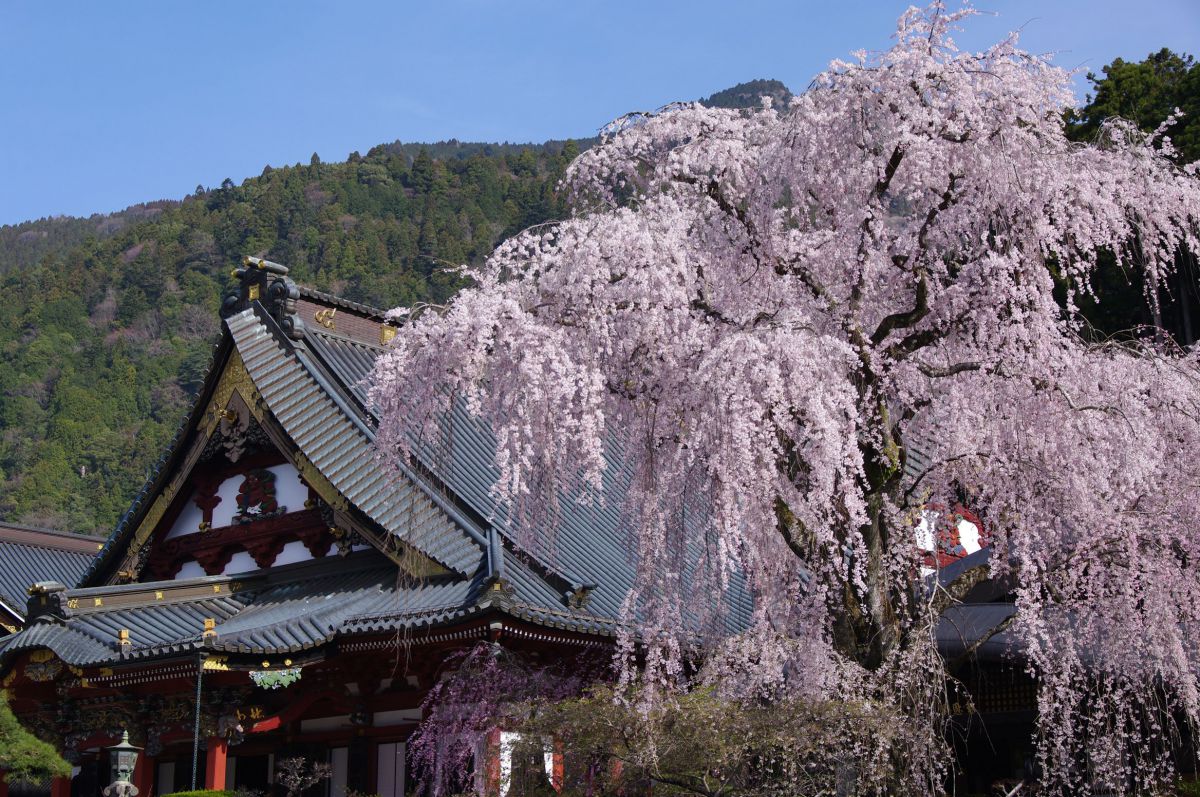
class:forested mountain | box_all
[0,141,580,533]
[0,63,1193,536]
[700,79,793,110]
[0,203,179,276]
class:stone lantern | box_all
[102,730,141,797]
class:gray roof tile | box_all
[0,530,97,620]
[225,310,486,577]
[303,325,753,632]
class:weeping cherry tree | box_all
[372,5,1200,793]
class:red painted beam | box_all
[133,755,155,797]
[249,689,340,733]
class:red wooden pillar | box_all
[205,737,228,790]
[551,739,564,792]
[133,754,155,797]
[482,729,501,797]
[608,759,624,795]
[49,775,71,797]
[0,768,9,797]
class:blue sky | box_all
[2,1,1198,225]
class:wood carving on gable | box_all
[235,468,284,522]
[202,350,264,438]
[115,350,274,582]
[219,396,250,462]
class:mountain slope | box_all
[0,80,805,534]
[0,142,579,533]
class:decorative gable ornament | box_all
[221,256,305,340]
[249,666,302,690]
[234,468,284,523]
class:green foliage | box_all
[1063,49,1200,344]
[0,202,173,277]
[0,691,71,782]
[1067,48,1200,164]
[700,79,793,110]
[523,685,905,796]
[1,63,1187,539]
[1177,780,1200,797]
[0,141,578,534]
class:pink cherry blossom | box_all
[372,4,1200,792]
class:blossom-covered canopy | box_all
[372,5,1200,793]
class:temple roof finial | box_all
[220,256,305,340]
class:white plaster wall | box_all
[270,463,308,511]
[300,715,351,733]
[376,742,405,797]
[223,550,259,575]
[165,491,204,539]
[274,539,319,567]
[211,477,242,529]
[210,464,306,528]
[329,748,348,797]
[176,560,207,580]
[915,512,983,555]
[958,519,981,553]
[373,708,422,726]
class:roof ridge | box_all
[297,286,390,319]
[0,523,104,550]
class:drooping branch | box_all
[916,360,981,378]
[946,613,1016,672]
[871,267,930,345]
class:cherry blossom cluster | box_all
[373,4,1200,792]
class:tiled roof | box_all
[936,602,1019,662]
[7,268,751,671]
[0,524,98,622]
[0,548,624,668]
[303,326,754,630]
[227,308,486,576]
[0,551,479,666]
[931,548,1019,662]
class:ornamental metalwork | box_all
[249,666,302,690]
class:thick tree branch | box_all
[947,613,1016,672]
[869,175,960,346]
[871,268,930,345]
[917,174,961,252]
[874,145,906,200]
[916,360,981,378]
[775,499,815,560]
[673,174,765,267]
[673,172,838,309]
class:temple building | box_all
[0,258,675,797]
[0,524,98,634]
[0,256,1037,796]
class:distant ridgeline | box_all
[0,80,799,536]
[700,78,794,110]
[2,70,1186,537]
[0,141,586,534]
